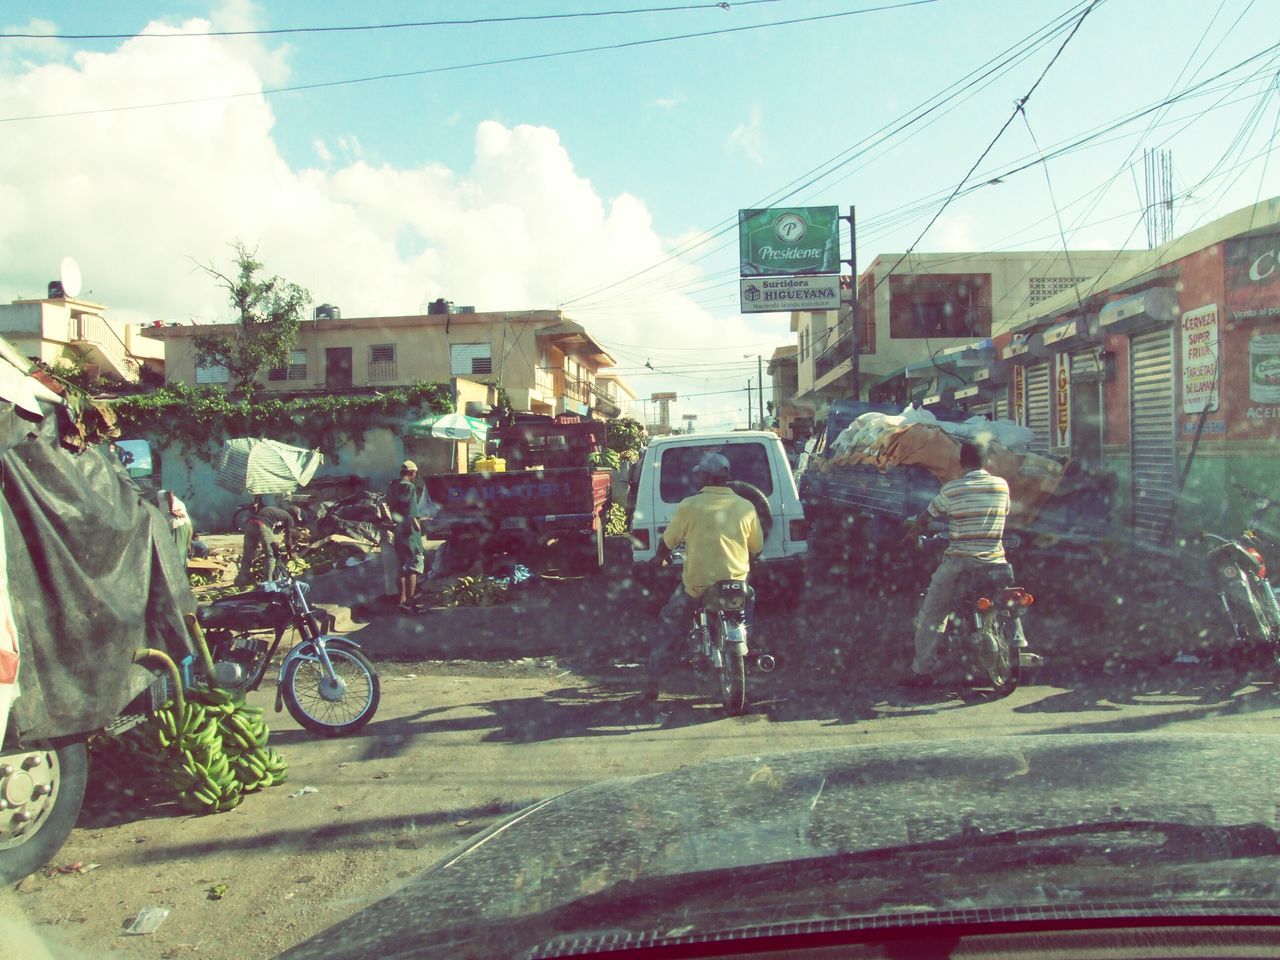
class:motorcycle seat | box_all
[954,563,1015,600]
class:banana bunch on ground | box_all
[428,574,510,608]
[87,685,288,816]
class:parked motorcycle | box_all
[914,535,1034,697]
[687,580,772,715]
[195,552,381,736]
[1203,486,1280,661]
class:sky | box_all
[1,0,1278,431]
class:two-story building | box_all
[0,289,164,385]
[145,302,620,423]
[789,250,1139,418]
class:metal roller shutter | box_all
[1130,328,1176,545]
[1024,363,1050,454]
[993,392,1009,421]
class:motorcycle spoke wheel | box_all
[979,616,1020,697]
[718,649,746,715]
[282,647,381,737]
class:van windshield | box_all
[659,443,774,503]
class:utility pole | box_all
[841,205,860,400]
[746,380,753,429]
[757,354,765,430]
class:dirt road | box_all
[6,642,1280,960]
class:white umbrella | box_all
[405,412,489,443]
[214,438,324,494]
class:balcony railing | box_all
[563,378,590,404]
[68,312,133,377]
[814,320,875,381]
[592,390,621,418]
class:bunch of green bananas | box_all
[215,700,288,793]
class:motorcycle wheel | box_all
[282,646,381,737]
[979,614,1020,697]
[717,645,747,715]
[0,739,89,884]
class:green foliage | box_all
[192,240,311,392]
[587,448,621,471]
[112,380,455,462]
[605,416,646,463]
[604,502,628,537]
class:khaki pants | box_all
[237,521,278,586]
[912,555,1003,675]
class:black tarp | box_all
[2,402,195,741]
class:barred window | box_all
[267,350,308,381]
[1029,276,1092,305]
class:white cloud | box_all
[0,20,768,422]
[0,18,69,73]
[727,104,764,165]
[654,94,685,111]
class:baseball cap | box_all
[692,450,731,480]
[400,460,418,472]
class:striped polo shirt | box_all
[927,469,1010,562]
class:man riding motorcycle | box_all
[903,438,1011,687]
[645,451,764,701]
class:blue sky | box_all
[2,0,1278,429]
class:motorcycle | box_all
[914,534,1034,697]
[195,550,381,736]
[687,580,772,715]
[1203,485,1280,662]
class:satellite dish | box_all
[59,257,82,299]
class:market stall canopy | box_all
[405,412,489,443]
[215,438,324,494]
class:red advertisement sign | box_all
[1224,231,1280,438]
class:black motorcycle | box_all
[195,556,381,737]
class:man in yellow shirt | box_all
[645,451,764,701]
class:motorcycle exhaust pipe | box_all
[755,653,777,673]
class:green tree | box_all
[606,416,646,463]
[192,240,311,393]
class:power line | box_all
[560,0,1090,308]
[0,1,788,40]
[0,0,940,124]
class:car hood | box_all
[277,733,1280,960]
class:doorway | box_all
[325,347,353,389]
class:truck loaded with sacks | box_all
[798,400,1118,579]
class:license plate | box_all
[501,517,529,530]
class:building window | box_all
[368,343,397,381]
[1029,276,1093,305]
[196,361,229,384]
[450,342,492,376]
[889,273,992,340]
[267,350,308,381]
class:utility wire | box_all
[0,0,939,124]
[871,0,1100,294]
[0,1,788,40]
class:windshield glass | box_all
[3,3,1280,960]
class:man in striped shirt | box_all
[903,439,1011,685]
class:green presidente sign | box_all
[739,206,841,277]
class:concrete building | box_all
[766,345,811,441]
[923,197,1280,548]
[789,250,1138,417]
[593,371,637,422]
[0,293,165,384]
[143,304,620,421]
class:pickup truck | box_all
[800,400,1116,576]
[423,416,612,574]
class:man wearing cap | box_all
[645,450,764,701]
[388,460,424,611]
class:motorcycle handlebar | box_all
[1233,481,1275,508]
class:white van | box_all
[627,431,807,593]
